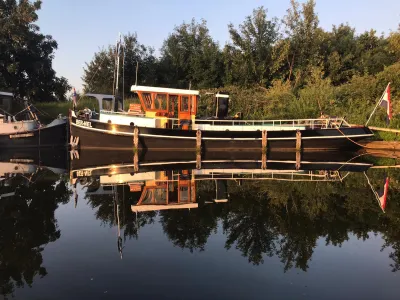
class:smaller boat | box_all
[0,104,68,148]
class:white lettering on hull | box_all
[9,133,34,139]
[76,119,92,128]
[76,170,92,177]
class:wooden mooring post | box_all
[133,126,139,172]
[296,130,301,170]
[261,130,267,169]
[133,126,139,150]
[196,130,202,169]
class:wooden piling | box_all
[261,130,267,170]
[133,126,139,172]
[296,151,301,170]
[196,130,202,169]
[196,153,201,170]
[133,126,139,150]
[134,151,139,172]
[196,130,202,151]
[296,130,302,151]
[295,130,301,170]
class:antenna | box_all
[135,61,139,86]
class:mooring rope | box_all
[333,125,372,149]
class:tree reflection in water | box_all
[84,169,400,273]
[85,183,156,241]
[0,170,71,297]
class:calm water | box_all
[1,155,400,300]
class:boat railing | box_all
[99,170,340,185]
[98,110,350,129]
[191,117,351,129]
[192,170,340,182]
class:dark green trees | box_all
[0,0,70,101]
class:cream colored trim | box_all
[131,85,199,95]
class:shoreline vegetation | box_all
[3,0,399,139]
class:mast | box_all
[114,33,122,98]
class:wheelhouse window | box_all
[155,94,167,111]
[142,93,152,110]
[169,95,178,116]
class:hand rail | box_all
[98,110,351,129]
[194,117,351,128]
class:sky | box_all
[36,0,400,92]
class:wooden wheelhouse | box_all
[131,85,199,129]
[131,170,196,212]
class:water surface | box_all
[1,160,400,299]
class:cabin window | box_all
[155,94,167,111]
[169,95,178,116]
[181,96,189,112]
[102,98,112,111]
[179,186,189,202]
[143,93,152,110]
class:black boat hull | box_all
[0,120,68,148]
[70,115,373,151]
[70,148,372,174]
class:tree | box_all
[159,19,223,89]
[320,24,358,84]
[282,0,321,83]
[0,0,71,101]
[388,25,400,61]
[82,33,157,95]
[224,7,279,87]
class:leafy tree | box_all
[282,0,321,83]
[224,7,279,87]
[0,0,71,101]
[82,33,157,95]
[388,25,400,61]
[159,19,223,89]
[320,24,358,84]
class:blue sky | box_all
[36,0,400,91]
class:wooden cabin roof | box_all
[130,85,199,96]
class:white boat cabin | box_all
[78,85,351,131]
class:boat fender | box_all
[130,122,135,128]
[108,120,112,124]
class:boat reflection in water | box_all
[70,151,374,210]
[2,149,400,299]
[70,150,374,258]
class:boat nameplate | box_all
[76,170,92,177]
[9,133,34,139]
[76,119,92,128]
